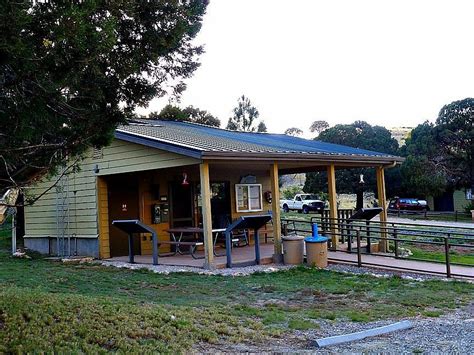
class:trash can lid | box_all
[305,236,328,243]
[282,235,305,241]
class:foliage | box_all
[149,104,220,127]
[281,186,303,199]
[226,95,267,132]
[400,99,474,197]
[305,121,400,196]
[284,127,303,137]
[309,120,329,135]
[0,1,208,196]
[435,98,474,190]
[464,201,474,214]
[399,122,445,197]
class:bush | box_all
[281,186,303,199]
[464,201,474,214]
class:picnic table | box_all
[165,227,227,258]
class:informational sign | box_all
[466,189,472,200]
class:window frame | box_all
[235,183,263,212]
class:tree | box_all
[284,127,303,137]
[226,95,267,132]
[304,121,400,196]
[0,1,208,199]
[149,104,220,127]
[399,98,474,197]
[399,122,446,197]
[435,98,474,190]
[309,120,329,135]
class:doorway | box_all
[170,182,194,228]
[108,174,141,257]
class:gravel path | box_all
[99,259,471,283]
[99,260,297,276]
[197,307,474,354]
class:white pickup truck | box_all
[280,194,325,214]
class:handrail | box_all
[281,217,474,278]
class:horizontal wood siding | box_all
[24,139,200,249]
[97,177,110,259]
[453,190,470,211]
[96,139,199,176]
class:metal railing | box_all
[281,216,474,279]
[388,209,472,222]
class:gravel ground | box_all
[199,306,474,354]
[99,260,297,276]
[99,259,472,283]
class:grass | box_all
[407,246,474,266]
[0,232,473,352]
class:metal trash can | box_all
[305,236,328,268]
[282,235,305,265]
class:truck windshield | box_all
[302,194,319,200]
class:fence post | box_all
[282,223,288,237]
[394,227,398,258]
[356,230,362,267]
[444,235,451,278]
[346,222,352,252]
[366,220,371,253]
[455,211,458,222]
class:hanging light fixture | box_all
[181,172,189,186]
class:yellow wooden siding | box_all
[24,138,200,245]
[453,190,470,211]
[24,159,99,238]
[97,177,110,259]
[96,139,199,176]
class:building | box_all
[23,120,403,268]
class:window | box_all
[235,184,263,212]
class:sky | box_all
[137,0,474,135]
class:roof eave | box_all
[201,151,404,166]
[115,131,203,159]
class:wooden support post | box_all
[270,162,282,262]
[376,166,388,252]
[327,164,338,250]
[199,161,214,269]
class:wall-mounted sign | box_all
[466,189,472,200]
[235,184,263,212]
[240,175,257,184]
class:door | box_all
[108,174,141,257]
[210,182,232,228]
[170,182,194,228]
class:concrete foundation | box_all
[24,237,99,258]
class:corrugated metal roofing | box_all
[116,119,400,160]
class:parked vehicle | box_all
[280,194,325,214]
[388,197,430,212]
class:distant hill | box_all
[389,127,413,146]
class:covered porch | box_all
[100,159,396,269]
[94,119,403,269]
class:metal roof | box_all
[115,120,403,164]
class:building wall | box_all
[135,165,273,256]
[453,189,470,211]
[24,138,200,256]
